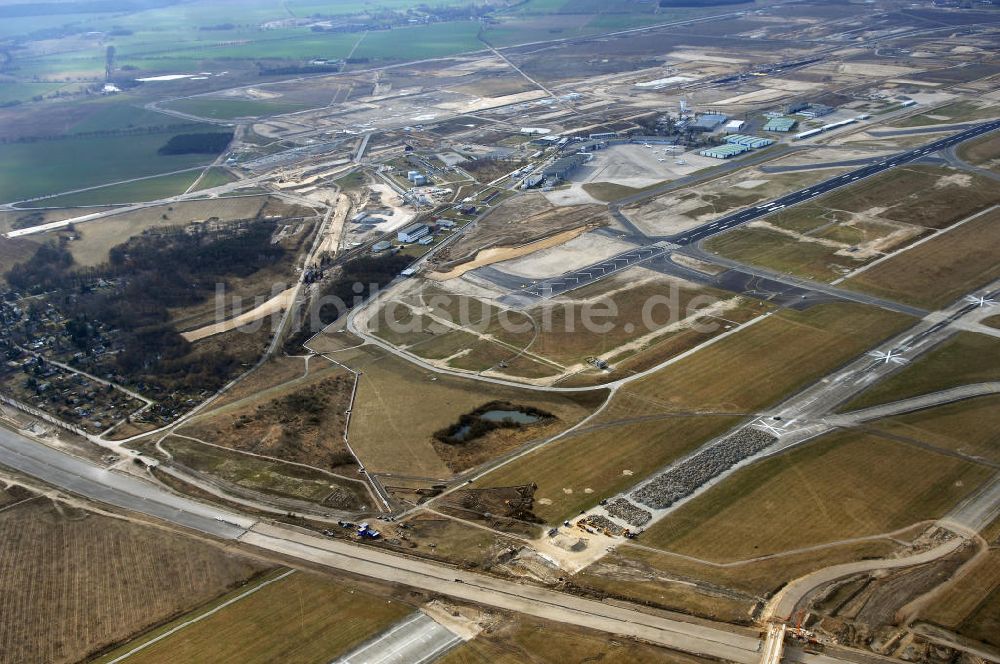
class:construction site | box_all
[2,0,1000,662]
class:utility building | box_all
[542,153,589,181]
[700,144,749,159]
[397,223,430,243]
[689,113,729,132]
[763,117,797,132]
[724,134,774,149]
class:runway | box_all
[495,120,1000,306]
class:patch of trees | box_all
[0,122,205,145]
[315,253,412,325]
[434,401,553,445]
[6,220,287,391]
[157,132,234,156]
[5,241,73,293]
[283,252,411,353]
[259,64,342,76]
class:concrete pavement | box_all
[0,426,253,538]
[0,422,764,663]
[242,522,765,663]
[333,612,462,664]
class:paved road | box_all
[333,612,462,664]
[242,523,765,663]
[765,537,966,622]
[668,120,1000,245]
[499,121,1000,305]
[0,421,765,662]
[679,246,929,318]
[829,382,1000,426]
[0,427,253,538]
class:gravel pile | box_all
[606,498,652,526]
[631,427,777,509]
[581,514,626,537]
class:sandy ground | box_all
[497,232,636,279]
[436,90,548,113]
[428,226,592,281]
[714,88,791,106]
[318,194,351,255]
[569,144,710,188]
[364,183,416,233]
[543,185,600,206]
[838,62,923,77]
[182,286,295,342]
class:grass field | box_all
[100,571,412,664]
[707,167,1000,283]
[343,346,602,478]
[192,166,239,191]
[843,207,1000,309]
[840,332,1000,411]
[0,131,219,203]
[896,101,1000,127]
[586,538,906,608]
[639,430,991,560]
[599,304,912,419]
[162,97,311,121]
[477,415,742,523]
[64,195,271,266]
[705,226,868,282]
[162,436,369,508]
[438,613,716,664]
[34,169,202,207]
[478,304,912,522]
[957,132,1000,172]
[0,494,267,664]
[868,395,1000,464]
[918,549,1000,648]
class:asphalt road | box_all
[0,427,253,538]
[669,119,1000,245]
[333,612,461,664]
[498,120,1000,306]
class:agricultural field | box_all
[438,613,717,664]
[639,430,991,559]
[0,129,223,203]
[97,571,412,664]
[33,169,202,207]
[706,167,1000,283]
[841,332,1000,411]
[0,488,268,664]
[843,207,1000,309]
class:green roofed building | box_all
[699,144,749,159]
[763,117,798,132]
